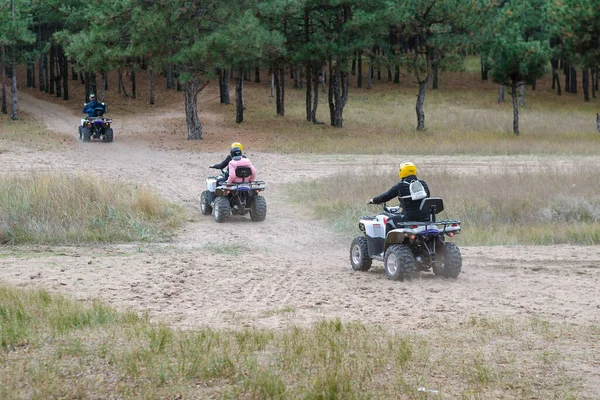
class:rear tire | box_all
[440,242,462,278]
[350,236,372,271]
[82,127,91,142]
[250,195,267,222]
[384,245,415,281]
[213,196,230,223]
[103,128,113,143]
[200,191,212,215]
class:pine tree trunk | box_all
[596,113,600,133]
[554,69,562,96]
[26,64,32,87]
[130,71,136,98]
[498,84,504,102]
[71,65,78,80]
[394,65,400,84]
[321,67,326,93]
[357,52,362,88]
[275,67,285,116]
[184,79,205,139]
[270,72,274,97]
[592,69,596,99]
[103,71,108,90]
[219,69,230,105]
[149,68,155,105]
[49,45,55,95]
[377,64,381,80]
[85,72,91,101]
[481,54,488,80]
[387,65,392,81]
[55,52,61,98]
[299,65,303,89]
[432,64,439,90]
[312,74,321,124]
[564,63,570,93]
[235,72,244,124]
[511,79,519,136]
[582,68,589,102]
[328,62,345,128]
[254,65,260,83]
[595,67,599,91]
[79,71,85,85]
[551,61,556,90]
[1,49,6,114]
[570,66,577,94]
[62,52,68,100]
[39,54,45,92]
[367,59,373,90]
[44,54,49,93]
[91,72,97,97]
[519,82,525,107]
[415,75,429,131]
[305,67,312,122]
[293,65,299,88]
[351,53,356,75]
[10,60,17,120]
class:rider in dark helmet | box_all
[368,161,431,226]
[82,93,106,118]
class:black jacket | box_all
[213,154,247,170]
[372,175,431,221]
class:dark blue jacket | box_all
[82,100,105,117]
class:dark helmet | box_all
[230,146,242,158]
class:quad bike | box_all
[78,104,113,143]
[350,197,462,281]
[199,167,267,223]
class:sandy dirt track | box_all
[1,92,600,394]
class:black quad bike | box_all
[79,104,113,143]
[200,167,267,223]
[350,197,462,281]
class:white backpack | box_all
[402,179,427,201]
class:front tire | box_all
[213,196,231,223]
[82,127,91,142]
[103,128,113,143]
[78,126,83,140]
[250,195,267,222]
[384,245,415,281]
[200,191,212,216]
[350,236,372,271]
[440,242,462,278]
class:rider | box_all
[226,147,256,184]
[210,142,247,184]
[368,161,431,223]
[82,94,105,117]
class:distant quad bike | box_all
[199,167,267,223]
[78,104,113,143]
[350,197,462,281]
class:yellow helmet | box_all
[231,142,243,152]
[398,161,417,179]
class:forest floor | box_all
[1,70,599,397]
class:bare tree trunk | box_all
[582,68,589,102]
[10,60,17,120]
[62,51,68,100]
[305,67,312,122]
[298,65,303,89]
[552,60,561,95]
[498,84,504,102]
[592,68,596,99]
[72,65,78,80]
[351,53,356,75]
[184,79,206,139]
[39,54,45,92]
[432,64,439,90]
[218,68,230,104]
[293,65,299,88]
[519,82,525,107]
[394,65,400,84]
[595,67,599,91]
[149,68,155,105]
[564,62,570,93]
[312,74,322,124]
[44,53,49,93]
[357,52,362,88]
[481,54,488,80]
[570,65,577,94]
[55,49,62,98]
[328,62,345,127]
[321,67,326,93]
[275,67,285,116]
[49,44,55,95]
[367,58,373,90]
[130,70,136,99]
[254,65,260,83]
[235,70,244,123]
[1,47,7,114]
[415,75,429,131]
[387,65,392,81]
[270,72,274,97]
[511,79,519,136]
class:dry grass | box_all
[0,172,184,245]
[0,112,72,151]
[2,284,596,399]
[289,164,600,245]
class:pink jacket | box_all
[227,157,257,184]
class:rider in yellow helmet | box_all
[210,142,248,185]
[368,161,431,223]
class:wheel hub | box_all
[386,253,398,274]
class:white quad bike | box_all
[350,197,462,281]
[199,167,267,223]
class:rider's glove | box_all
[209,165,216,169]
[367,199,374,205]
